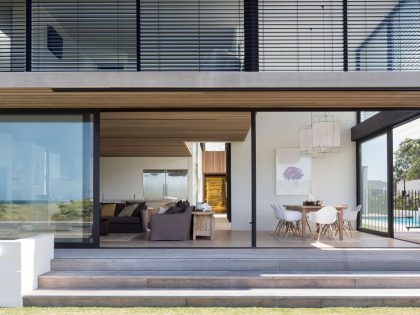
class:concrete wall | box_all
[255,112,357,231]
[1,72,420,88]
[0,234,54,307]
[231,130,252,231]
[100,156,192,201]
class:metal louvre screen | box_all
[32,0,137,71]
[348,0,420,71]
[2,0,420,72]
[258,0,344,71]
[140,0,244,71]
[0,0,26,72]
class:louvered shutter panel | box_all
[32,0,137,71]
[0,0,26,72]
[140,0,244,71]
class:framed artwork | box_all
[275,148,311,195]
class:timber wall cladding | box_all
[1,89,420,108]
[202,151,227,174]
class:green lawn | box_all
[2,308,420,315]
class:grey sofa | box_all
[149,206,194,241]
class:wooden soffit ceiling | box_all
[1,88,420,109]
[100,112,251,157]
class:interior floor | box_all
[101,214,420,248]
[395,232,420,245]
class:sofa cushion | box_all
[158,206,169,214]
[118,204,139,217]
[165,206,184,214]
[100,203,116,217]
[126,201,147,217]
[105,216,141,224]
[176,200,190,212]
[114,203,127,216]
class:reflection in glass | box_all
[360,134,388,233]
[0,115,94,243]
[393,117,420,243]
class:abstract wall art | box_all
[275,148,312,195]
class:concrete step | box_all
[38,271,420,289]
[51,257,420,272]
[23,288,420,307]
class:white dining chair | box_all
[308,205,338,241]
[276,204,303,239]
[341,204,361,237]
[271,204,285,235]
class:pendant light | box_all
[311,113,340,153]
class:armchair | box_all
[149,206,193,241]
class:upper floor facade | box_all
[1,0,419,73]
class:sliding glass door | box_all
[0,114,95,245]
[393,117,420,243]
[359,133,390,235]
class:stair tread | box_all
[24,288,420,298]
[41,270,420,278]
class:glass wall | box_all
[393,117,420,243]
[256,111,358,247]
[0,115,94,244]
[359,134,389,234]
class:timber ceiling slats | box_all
[100,112,251,157]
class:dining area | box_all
[271,202,362,242]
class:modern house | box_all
[1,0,420,308]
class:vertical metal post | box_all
[92,112,101,247]
[244,0,259,71]
[356,140,361,230]
[387,23,394,71]
[25,0,32,71]
[226,143,232,222]
[387,129,394,238]
[136,0,141,71]
[342,0,348,71]
[251,111,257,247]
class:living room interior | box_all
[99,111,253,247]
[97,110,420,248]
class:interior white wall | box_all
[100,157,193,201]
[256,112,357,231]
[231,130,252,231]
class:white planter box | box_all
[0,234,54,307]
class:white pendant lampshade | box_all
[299,125,312,153]
[299,125,322,157]
[312,114,340,153]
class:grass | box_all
[2,308,420,315]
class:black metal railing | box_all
[394,189,420,232]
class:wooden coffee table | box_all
[192,211,215,240]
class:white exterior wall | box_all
[0,234,54,307]
[100,157,193,201]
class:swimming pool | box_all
[363,216,420,229]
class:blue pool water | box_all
[365,216,420,226]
